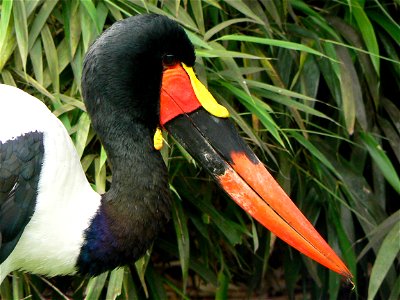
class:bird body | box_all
[0,14,352,283]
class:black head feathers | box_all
[82,14,195,131]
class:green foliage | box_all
[0,0,399,298]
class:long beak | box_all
[159,63,352,279]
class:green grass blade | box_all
[161,3,198,30]
[209,41,252,96]
[248,84,333,122]
[190,194,244,245]
[289,131,340,178]
[185,30,212,49]
[335,45,365,134]
[224,0,264,24]
[80,3,98,53]
[388,274,400,300]
[81,0,101,34]
[28,1,58,51]
[215,270,229,300]
[85,272,109,300]
[94,153,107,194]
[81,153,96,173]
[329,208,357,280]
[219,81,285,148]
[368,10,400,46]
[106,268,125,300]
[38,276,70,300]
[59,94,86,112]
[351,0,380,74]
[171,195,190,293]
[99,145,108,170]
[13,0,29,71]
[0,277,12,300]
[12,69,55,101]
[12,272,23,300]
[246,79,319,103]
[25,0,41,17]
[196,48,267,60]
[144,265,167,300]
[41,24,59,93]
[30,38,43,84]
[74,112,91,159]
[122,268,139,299]
[368,220,400,300]
[104,0,129,19]
[358,210,400,261]
[0,0,13,69]
[378,116,400,165]
[217,34,330,59]
[360,132,400,194]
[190,0,205,35]
[62,0,81,59]
[134,250,151,298]
[322,38,399,65]
[0,25,15,71]
[163,278,191,300]
[382,97,400,134]
[204,18,255,41]
[1,69,16,86]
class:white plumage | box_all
[0,84,100,283]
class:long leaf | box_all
[196,48,268,60]
[218,34,331,59]
[81,0,102,34]
[0,0,13,71]
[335,45,365,134]
[41,24,59,93]
[106,268,125,300]
[85,272,109,300]
[13,0,29,71]
[171,195,190,293]
[219,81,285,148]
[28,1,58,50]
[368,10,400,46]
[360,132,400,194]
[289,131,340,178]
[368,221,400,300]
[351,0,380,74]
[224,0,264,24]
[30,39,43,84]
[204,18,255,41]
[74,112,91,159]
[358,210,400,261]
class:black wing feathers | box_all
[0,132,44,263]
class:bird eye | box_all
[162,54,178,67]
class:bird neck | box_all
[77,121,171,275]
[102,122,171,208]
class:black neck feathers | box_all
[77,131,171,275]
[77,14,194,275]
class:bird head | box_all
[82,14,352,279]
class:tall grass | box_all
[0,0,399,299]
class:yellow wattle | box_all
[153,127,163,150]
[182,63,230,118]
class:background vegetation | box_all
[0,0,399,299]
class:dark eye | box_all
[162,54,178,67]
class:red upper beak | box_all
[159,63,353,280]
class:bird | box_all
[0,14,352,283]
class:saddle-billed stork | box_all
[0,14,352,283]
